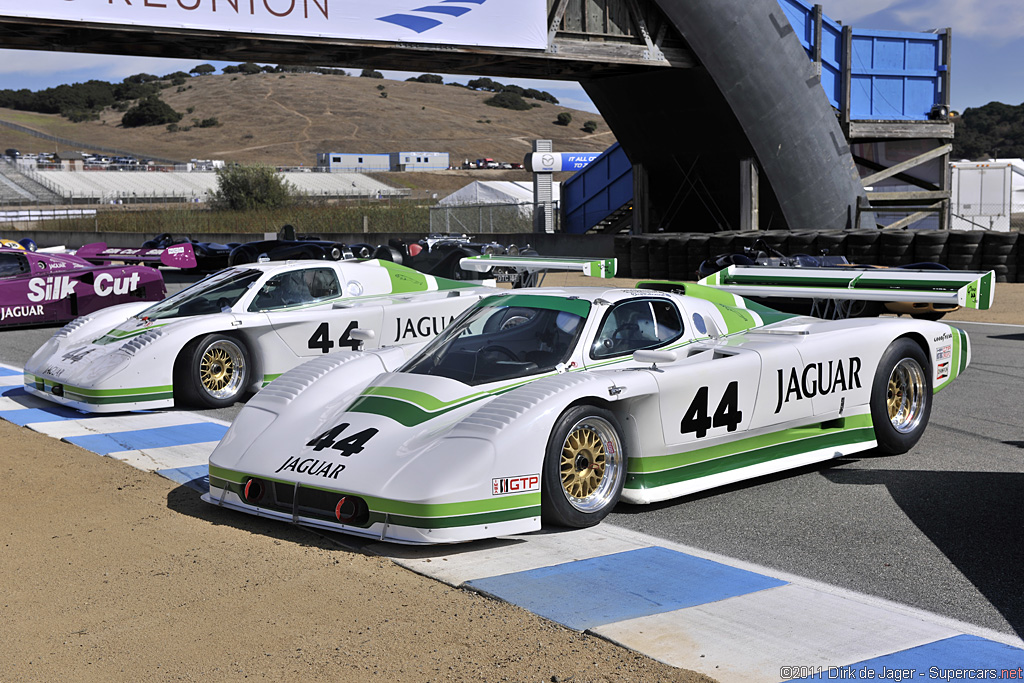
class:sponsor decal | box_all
[936,344,952,360]
[94,272,141,297]
[27,276,77,302]
[62,348,98,363]
[933,332,953,343]
[492,474,540,495]
[26,273,139,302]
[275,456,346,479]
[392,314,455,342]
[775,357,862,414]
[937,361,950,380]
[0,304,43,321]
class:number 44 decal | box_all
[308,321,360,354]
[306,422,378,456]
[680,381,743,438]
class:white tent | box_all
[438,180,561,214]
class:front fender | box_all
[432,370,659,488]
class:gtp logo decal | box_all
[492,474,539,495]
[378,0,487,33]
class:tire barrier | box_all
[707,231,740,259]
[880,229,916,267]
[647,237,670,280]
[616,229,1024,283]
[613,235,632,279]
[785,231,818,255]
[912,229,949,264]
[814,231,847,258]
[981,231,1018,283]
[946,230,984,272]
[845,230,881,264]
[757,230,791,255]
[630,235,651,279]
[667,235,690,282]
[683,233,711,281]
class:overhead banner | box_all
[525,152,603,173]
[0,0,548,50]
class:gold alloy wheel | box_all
[886,357,926,434]
[558,416,623,513]
[199,339,245,400]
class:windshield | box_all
[403,295,589,386]
[136,268,262,321]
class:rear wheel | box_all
[870,338,931,454]
[541,405,626,528]
[177,334,251,409]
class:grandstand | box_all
[18,167,407,204]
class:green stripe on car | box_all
[626,414,874,489]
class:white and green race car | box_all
[23,256,615,412]
[204,281,977,544]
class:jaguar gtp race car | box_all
[24,256,615,412]
[204,281,977,544]
[0,242,195,328]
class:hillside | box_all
[953,101,1024,160]
[0,72,614,170]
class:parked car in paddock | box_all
[142,226,368,272]
[204,281,974,544]
[23,256,615,412]
[373,233,538,284]
[0,242,195,328]
[697,240,975,320]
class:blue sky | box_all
[0,0,1016,114]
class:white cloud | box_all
[820,0,1024,41]
[818,0,898,23]
[891,0,1024,41]
[0,51,205,79]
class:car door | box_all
[256,266,385,358]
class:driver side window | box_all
[249,268,340,311]
[591,299,683,359]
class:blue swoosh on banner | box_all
[377,0,488,34]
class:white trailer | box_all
[950,161,1023,231]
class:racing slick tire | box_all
[228,245,259,266]
[870,338,932,455]
[541,405,627,528]
[176,334,251,409]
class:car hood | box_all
[212,371,514,503]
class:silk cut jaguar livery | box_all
[205,282,974,543]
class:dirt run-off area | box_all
[3,280,1022,682]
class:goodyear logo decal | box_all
[378,0,487,33]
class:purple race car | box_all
[0,242,196,327]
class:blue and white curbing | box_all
[1,362,1021,682]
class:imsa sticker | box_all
[492,474,540,495]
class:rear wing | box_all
[698,265,995,310]
[459,255,617,279]
[76,242,198,269]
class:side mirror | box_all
[633,349,678,370]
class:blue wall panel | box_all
[563,142,632,234]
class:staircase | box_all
[0,160,65,205]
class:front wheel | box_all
[541,405,627,528]
[870,338,932,455]
[177,334,251,409]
